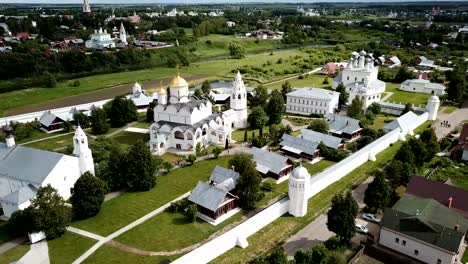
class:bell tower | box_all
[73,126,95,175]
[230,71,248,128]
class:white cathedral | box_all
[149,71,248,155]
[332,50,386,109]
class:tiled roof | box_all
[300,129,344,149]
[327,114,362,135]
[251,147,290,175]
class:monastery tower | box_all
[73,126,95,175]
[83,0,91,13]
[288,165,311,217]
[427,94,440,121]
[230,71,248,128]
[119,22,127,44]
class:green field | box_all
[23,133,74,151]
[302,160,336,176]
[48,232,97,264]
[72,156,231,236]
[231,127,270,142]
[368,114,397,131]
[385,83,431,106]
[265,74,331,90]
[0,244,30,263]
[83,245,181,264]
[111,131,149,145]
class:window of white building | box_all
[414,250,418,256]
[402,240,406,246]
[395,238,399,243]
[437,259,441,264]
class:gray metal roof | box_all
[210,166,239,186]
[251,147,290,175]
[280,134,318,156]
[327,114,362,135]
[0,184,37,205]
[287,88,339,100]
[300,129,344,149]
[0,144,65,185]
[383,111,419,132]
[189,181,229,212]
[39,111,64,127]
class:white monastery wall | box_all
[42,156,81,200]
[157,112,431,264]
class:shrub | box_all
[72,80,81,87]
[262,181,274,192]
[205,40,212,45]
[167,198,190,213]
[186,204,198,222]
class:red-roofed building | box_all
[405,176,468,218]
[15,32,30,40]
[450,123,468,161]
[321,62,348,75]
[416,71,429,80]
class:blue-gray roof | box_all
[251,147,290,175]
[210,166,239,185]
[300,129,344,149]
[327,114,362,135]
[287,88,339,100]
[189,181,230,212]
[280,134,318,156]
[0,144,65,185]
[39,111,64,127]
[0,184,37,205]
[383,111,419,132]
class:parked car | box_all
[362,213,380,223]
[355,223,369,234]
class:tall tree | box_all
[326,192,358,244]
[420,129,440,160]
[445,69,466,103]
[108,96,138,127]
[201,80,211,95]
[251,85,269,108]
[347,97,364,119]
[310,244,330,264]
[307,119,329,133]
[248,106,269,129]
[281,81,292,100]
[394,142,415,166]
[125,141,160,191]
[29,185,72,239]
[402,103,414,115]
[226,41,245,59]
[364,172,392,213]
[335,83,348,110]
[367,102,381,115]
[70,172,107,219]
[146,100,156,123]
[266,90,285,125]
[90,107,109,135]
[408,138,428,167]
[229,154,263,210]
[100,144,127,191]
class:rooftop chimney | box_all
[448,197,453,208]
[2,125,15,148]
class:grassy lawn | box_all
[116,210,244,252]
[111,131,149,146]
[83,244,181,264]
[212,139,405,263]
[368,114,396,131]
[16,130,71,145]
[72,156,231,236]
[284,116,316,127]
[0,222,12,245]
[385,83,430,106]
[131,121,151,129]
[48,232,97,264]
[462,249,468,263]
[232,127,270,142]
[302,160,336,176]
[265,74,331,90]
[441,106,457,114]
[23,133,74,151]
[0,244,30,263]
[161,152,183,164]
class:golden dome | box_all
[157,87,167,94]
[170,74,188,87]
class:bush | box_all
[186,204,198,222]
[167,198,190,213]
[298,75,304,79]
[205,40,212,45]
[72,80,81,87]
[261,181,274,192]
[43,72,57,88]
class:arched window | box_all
[238,94,241,99]
[174,131,184,139]
[186,132,193,140]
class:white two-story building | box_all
[286,88,340,116]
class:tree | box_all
[29,185,72,239]
[394,142,415,166]
[248,107,268,129]
[193,88,202,98]
[446,69,466,103]
[310,244,330,264]
[326,251,346,264]
[263,247,288,264]
[251,85,269,108]
[326,192,358,244]
[125,141,159,191]
[101,144,127,191]
[322,77,329,85]
[225,138,229,150]
[108,96,138,127]
[201,80,211,95]
[212,147,222,158]
[73,111,90,128]
[244,130,248,142]
[90,108,109,135]
[408,137,428,167]
[269,124,285,143]
[307,119,329,133]
[163,161,174,173]
[226,41,245,59]
[355,136,374,150]
[43,72,57,88]
[420,129,440,159]
[186,154,197,165]
[394,66,416,82]
[364,172,392,213]
[335,83,349,110]
[146,100,156,123]
[367,102,381,115]
[281,81,292,100]
[294,249,310,264]
[402,103,414,115]
[347,97,364,119]
[70,172,107,219]
[186,204,198,223]
[266,90,285,125]
[229,154,263,209]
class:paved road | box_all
[0,236,28,254]
[432,99,468,139]
[16,240,49,264]
[283,177,374,256]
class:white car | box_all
[362,213,380,223]
[355,223,369,234]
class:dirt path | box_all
[6,74,209,116]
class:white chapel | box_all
[149,71,248,154]
[332,50,386,108]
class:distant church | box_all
[0,126,94,218]
[149,71,248,154]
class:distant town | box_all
[0,1,467,264]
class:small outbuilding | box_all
[39,111,65,133]
[327,114,362,140]
[251,147,293,180]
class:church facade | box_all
[149,71,248,155]
[333,50,386,109]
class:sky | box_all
[0,0,460,3]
